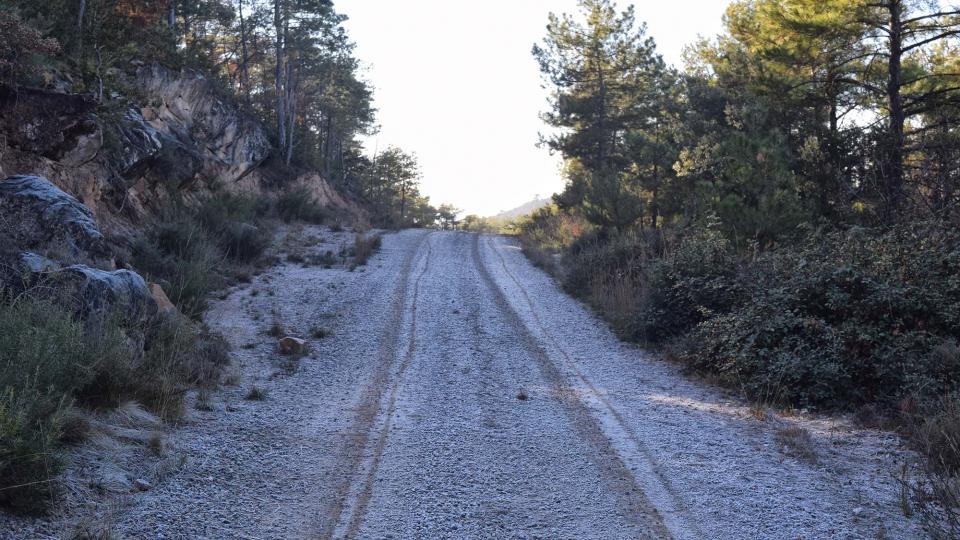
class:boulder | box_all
[52,264,156,322]
[0,175,111,262]
[278,336,307,356]
[1,251,155,324]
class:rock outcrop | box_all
[0,175,110,262]
[0,175,156,323]
[0,65,366,235]
[134,65,270,184]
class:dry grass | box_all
[244,386,268,401]
[351,233,382,267]
[904,396,960,536]
[774,425,818,464]
[267,320,285,338]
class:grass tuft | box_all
[244,386,268,401]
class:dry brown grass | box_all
[904,396,960,536]
[774,425,818,464]
[244,386,268,401]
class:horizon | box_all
[339,0,731,217]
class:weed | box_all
[267,320,285,338]
[276,188,326,223]
[147,432,165,456]
[194,388,213,411]
[774,426,818,464]
[351,233,382,266]
[222,366,242,387]
[244,386,268,401]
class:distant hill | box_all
[490,197,552,220]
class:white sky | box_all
[338,1,732,217]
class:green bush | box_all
[133,193,273,318]
[556,223,744,344]
[632,225,745,344]
[674,223,960,409]
[276,188,326,224]
[0,296,128,513]
[196,194,271,262]
[133,219,223,318]
[0,291,233,512]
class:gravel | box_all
[0,227,928,539]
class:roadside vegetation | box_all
[0,294,228,514]
[523,1,960,533]
[0,186,331,514]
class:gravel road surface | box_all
[92,227,923,539]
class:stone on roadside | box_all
[133,478,152,492]
[278,336,307,356]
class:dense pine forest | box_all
[521,0,960,528]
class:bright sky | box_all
[338,1,732,217]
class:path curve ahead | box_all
[108,228,921,539]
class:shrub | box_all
[674,223,960,409]
[351,233,382,266]
[556,223,744,344]
[276,188,326,223]
[518,206,588,273]
[0,295,128,513]
[196,194,271,262]
[133,194,272,318]
[0,289,233,512]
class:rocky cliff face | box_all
[0,65,365,235]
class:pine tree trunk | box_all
[274,0,287,154]
[238,0,250,103]
[76,0,86,55]
[885,0,906,222]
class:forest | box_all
[522,0,960,522]
[0,0,438,228]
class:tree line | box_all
[0,0,448,228]
[534,0,960,240]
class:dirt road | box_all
[109,228,921,539]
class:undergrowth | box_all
[0,293,228,514]
[521,212,960,531]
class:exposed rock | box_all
[1,252,157,323]
[133,65,270,184]
[149,282,177,314]
[0,67,365,237]
[112,108,165,176]
[278,336,307,356]
[0,85,99,161]
[53,264,156,322]
[0,175,111,262]
[132,478,152,492]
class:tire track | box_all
[317,231,432,539]
[331,233,435,538]
[470,234,673,539]
[481,234,703,539]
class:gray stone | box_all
[53,264,157,322]
[0,175,110,261]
